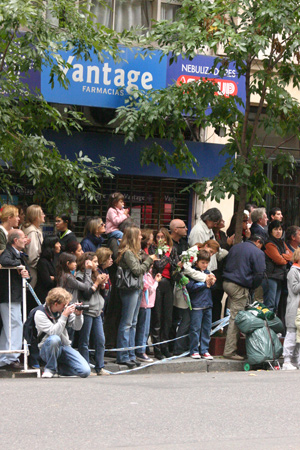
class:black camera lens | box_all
[75,304,90,311]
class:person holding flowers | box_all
[173,240,219,355]
[150,228,179,359]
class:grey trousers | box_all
[223,281,249,356]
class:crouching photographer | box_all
[34,287,91,378]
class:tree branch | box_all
[267,134,297,157]
[6,130,22,143]
[229,124,242,154]
[0,26,18,73]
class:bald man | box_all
[169,219,188,257]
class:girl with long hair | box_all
[95,247,113,315]
[35,236,61,302]
[22,204,45,288]
[56,252,103,303]
[76,252,109,376]
[116,226,157,368]
[151,227,179,359]
[65,240,84,258]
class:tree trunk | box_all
[234,184,248,244]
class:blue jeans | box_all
[189,308,212,355]
[117,289,142,363]
[135,307,151,355]
[262,278,283,312]
[78,314,105,372]
[40,335,91,377]
[0,303,22,367]
[107,230,123,245]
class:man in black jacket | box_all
[222,235,266,360]
[0,229,30,369]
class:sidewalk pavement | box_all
[105,355,246,375]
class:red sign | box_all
[177,75,238,97]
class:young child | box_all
[105,192,129,243]
[187,250,216,360]
[282,248,300,370]
[76,253,109,376]
[135,270,162,362]
[56,252,104,303]
[95,247,113,316]
[56,252,104,342]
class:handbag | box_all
[115,266,141,290]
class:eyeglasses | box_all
[177,226,187,229]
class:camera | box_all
[75,304,90,311]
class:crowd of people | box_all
[0,194,300,378]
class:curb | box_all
[108,356,245,375]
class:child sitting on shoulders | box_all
[283,248,300,370]
[187,250,216,360]
[105,192,130,244]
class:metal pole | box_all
[22,277,28,371]
[8,269,11,351]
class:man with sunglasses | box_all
[170,219,189,257]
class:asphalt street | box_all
[1,370,300,449]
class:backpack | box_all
[23,305,53,346]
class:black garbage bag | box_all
[246,326,283,365]
[235,310,265,334]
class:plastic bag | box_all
[235,310,265,334]
[247,301,275,320]
[265,316,284,335]
[246,326,283,365]
[235,310,284,335]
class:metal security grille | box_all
[269,164,300,227]
[1,173,191,237]
[76,175,191,236]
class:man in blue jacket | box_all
[222,235,266,360]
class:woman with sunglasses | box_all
[81,217,106,253]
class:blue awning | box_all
[44,130,226,180]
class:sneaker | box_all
[282,362,297,371]
[97,368,110,376]
[136,354,153,362]
[201,352,214,360]
[42,371,54,378]
[191,353,201,359]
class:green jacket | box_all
[118,250,153,290]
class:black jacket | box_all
[35,257,57,302]
[0,244,31,303]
